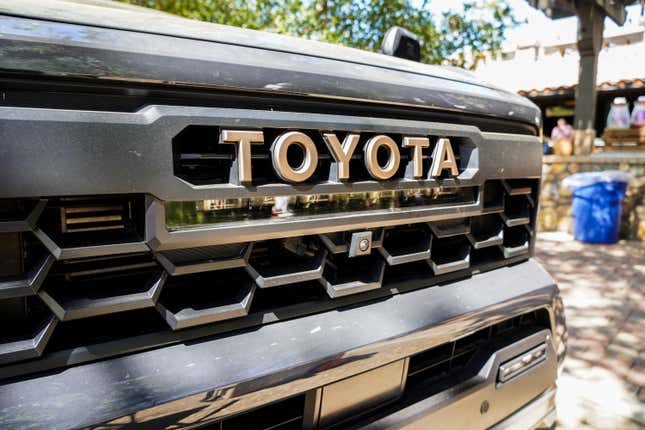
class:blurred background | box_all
[117,0,645,238]
[119,1,645,428]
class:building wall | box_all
[539,155,645,241]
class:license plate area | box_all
[304,359,408,429]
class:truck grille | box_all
[0,178,537,378]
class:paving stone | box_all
[607,343,640,361]
[536,234,645,430]
[626,367,645,389]
[612,331,644,349]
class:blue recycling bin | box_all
[566,172,630,244]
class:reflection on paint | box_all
[166,187,476,230]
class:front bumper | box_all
[491,387,557,430]
[346,329,558,430]
[0,259,566,429]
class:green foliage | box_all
[119,0,515,70]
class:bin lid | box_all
[562,170,634,189]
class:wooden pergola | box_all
[527,0,637,153]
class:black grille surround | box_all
[0,178,538,380]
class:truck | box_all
[0,1,566,428]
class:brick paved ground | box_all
[536,232,645,429]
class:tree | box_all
[118,0,515,70]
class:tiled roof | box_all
[475,28,645,96]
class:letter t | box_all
[220,130,264,184]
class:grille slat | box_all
[0,231,53,299]
[33,196,146,260]
[156,244,252,276]
[0,178,538,372]
[156,269,256,330]
[247,239,328,288]
[379,224,432,265]
[501,194,533,227]
[428,218,471,238]
[405,309,550,391]
[501,179,534,196]
[0,200,46,233]
[321,254,386,298]
[429,236,471,275]
[0,254,54,300]
[468,214,504,249]
[44,273,167,316]
[0,297,57,366]
[38,257,166,321]
[502,226,531,258]
[0,315,58,366]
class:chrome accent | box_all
[177,126,471,188]
[214,128,464,185]
[150,192,480,250]
[164,187,475,232]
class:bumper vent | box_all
[406,309,550,391]
[0,179,537,377]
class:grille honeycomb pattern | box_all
[0,180,536,368]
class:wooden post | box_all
[573,2,604,154]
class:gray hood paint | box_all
[0,0,540,127]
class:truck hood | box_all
[0,0,541,128]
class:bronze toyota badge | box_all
[220,130,459,184]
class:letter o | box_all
[363,135,400,180]
[271,131,318,183]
